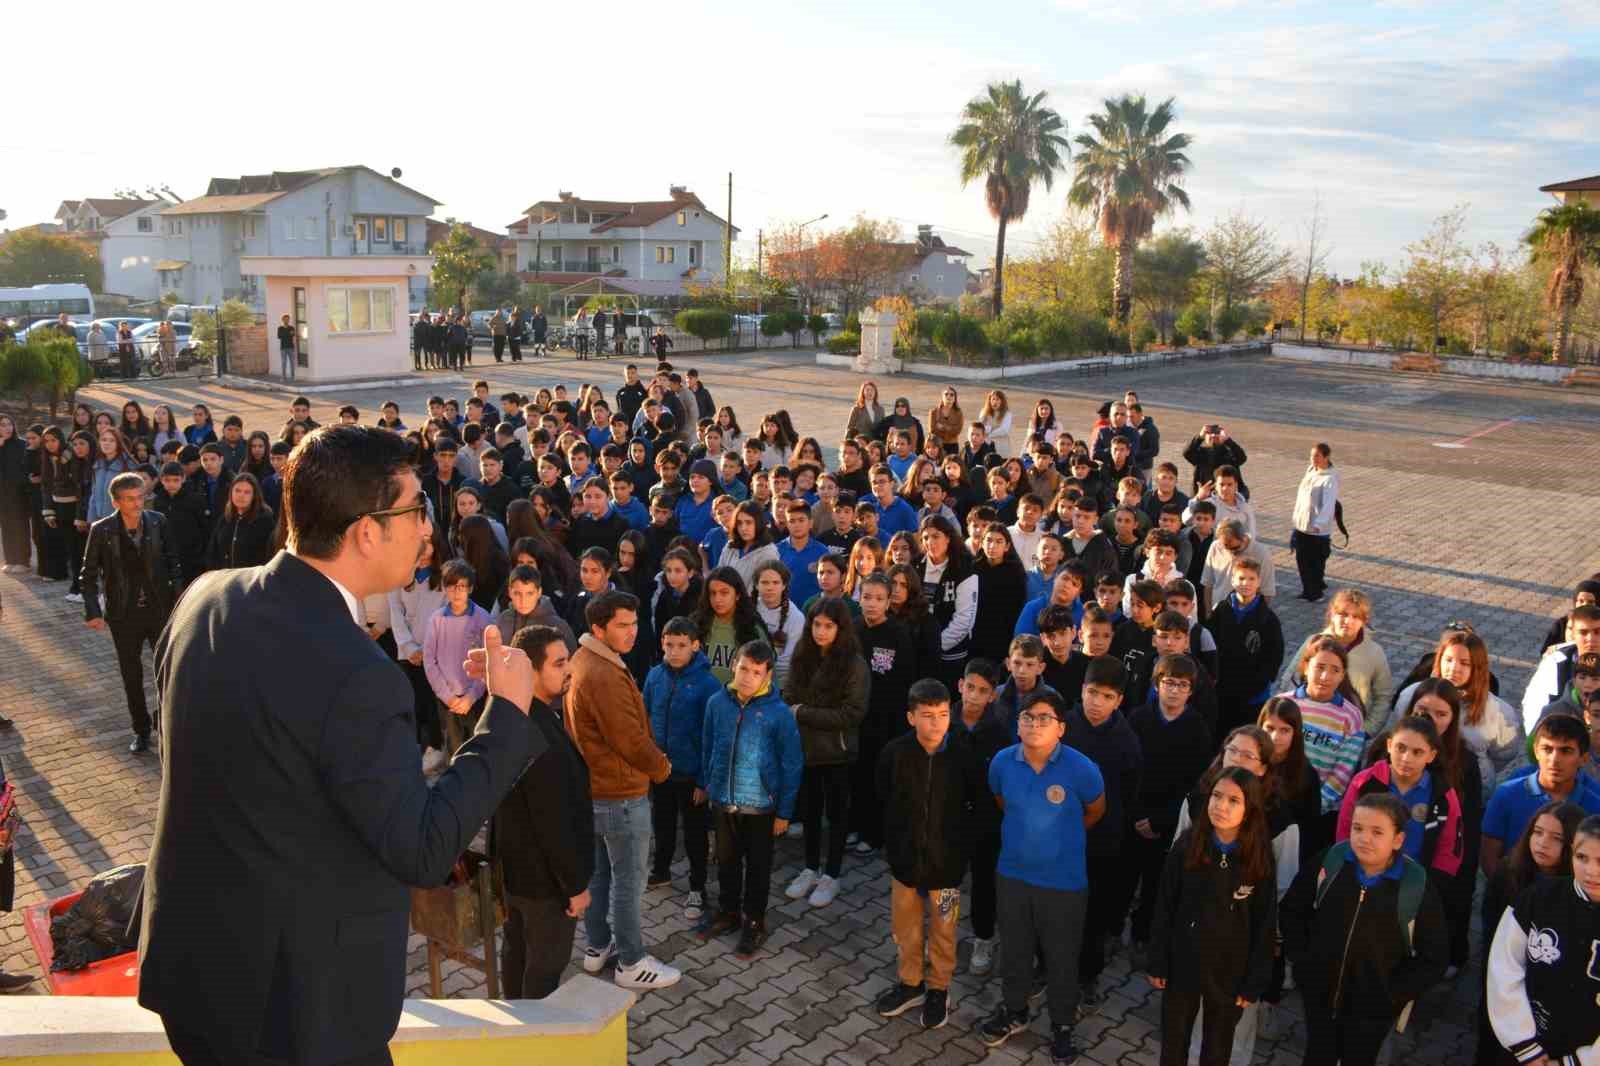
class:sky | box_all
[5,0,1597,278]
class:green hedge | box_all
[824,331,860,355]
[674,309,732,342]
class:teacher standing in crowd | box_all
[138,426,544,1066]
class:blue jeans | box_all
[280,348,295,378]
[586,796,651,967]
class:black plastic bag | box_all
[49,863,145,972]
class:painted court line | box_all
[1431,415,1532,449]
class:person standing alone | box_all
[79,472,182,753]
[276,314,296,380]
[1291,443,1339,602]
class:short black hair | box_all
[198,442,224,457]
[1018,688,1069,722]
[1084,655,1127,690]
[1038,605,1078,635]
[662,616,699,641]
[1533,712,1591,754]
[282,426,415,560]
[509,624,566,671]
[908,678,951,710]
[734,640,775,670]
[585,590,639,630]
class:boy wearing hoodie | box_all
[496,565,576,652]
[695,641,804,959]
[1206,557,1285,735]
[570,478,631,559]
[643,617,722,919]
[607,470,650,532]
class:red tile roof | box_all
[515,190,726,233]
[81,197,162,220]
[1539,175,1600,193]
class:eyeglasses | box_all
[345,494,428,529]
[1157,678,1193,690]
[1017,713,1061,728]
[1224,745,1262,763]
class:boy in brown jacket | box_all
[563,590,680,991]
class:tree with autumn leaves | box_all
[764,216,917,317]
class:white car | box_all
[131,320,197,358]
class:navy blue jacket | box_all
[642,652,721,781]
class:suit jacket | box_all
[79,511,181,622]
[139,551,540,1064]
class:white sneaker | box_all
[970,937,995,975]
[64,592,83,604]
[845,831,860,846]
[853,840,875,855]
[684,891,704,920]
[581,940,616,974]
[785,868,819,899]
[614,954,681,991]
[807,874,839,908]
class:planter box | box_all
[1271,343,1575,384]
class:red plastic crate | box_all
[20,891,141,995]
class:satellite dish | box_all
[391,167,403,179]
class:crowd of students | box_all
[2,367,1598,1066]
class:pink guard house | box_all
[241,255,430,382]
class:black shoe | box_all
[696,910,740,941]
[921,988,949,1030]
[734,918,767,959]
[0,971,34,993]
[1079,978,1103,1007]
[1050,1023,1080,1064]
[875,981,926,1018]
[978,1004,1029,1047]
[129,735,150,753]
[646,874,673,890]
[0,715,13,730]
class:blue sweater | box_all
[642,652,721,780]
[675,492,716,543]
[699,683,803,818]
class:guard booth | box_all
[240,256,431,382]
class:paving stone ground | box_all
[3,349,1597,1064]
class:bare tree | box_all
[1295,194,1332,342]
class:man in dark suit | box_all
[139,426,543,1066]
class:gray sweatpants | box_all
[997,873,1088,1027]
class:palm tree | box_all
[1525,201,1600,362]
[950,80,1070,318]
[1067,94,1193,325]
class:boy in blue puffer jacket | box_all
[694,640,804,959]
[643,617,723,919]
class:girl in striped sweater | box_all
[1275,635,1367,852]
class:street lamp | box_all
[796,214,828,315]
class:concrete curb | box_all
[816,342,1267,379]
[1270,343,1576,384]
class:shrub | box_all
[932,312,989,366]
[1214,305,1245,341]
[675,309,732,343]
[36,337,87,416]
[844,312,861,334]
[0,339,49,413]
[1171,330,1189,347]
[825,331,860,355]
[915,309,945,350]
[1133,322,1158,352]
[759,314,787,338]
[806,313,827,343]
[1176,305,1210,342]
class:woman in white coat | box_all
[1291,442,1340,602]
[978,388,1014,457]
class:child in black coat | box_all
[1280,792,1449,1066]
[1147,765,1277,1066]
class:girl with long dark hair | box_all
[691,565,768,683]
[1149,766,1276,1066]
[971,525,1027,663]
[207,473,274,570]
[782,597,869,909]
[457,513,511,613]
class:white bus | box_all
[0,284,96,328]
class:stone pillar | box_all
[854,309,899,375]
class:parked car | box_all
[468,310,497,338]
[131,320,197,358]
[164,304,217,323]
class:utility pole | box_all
[756,229,763,314]
[724,172,733,297]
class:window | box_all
[676,211,686,226]
[355,219,368,242]
[688,243,698,266]
[304,217,316,240]
[910,274,920,283]
[655,246,675,264]
[374,217,388,242]
[326,286,394,334]
[285,217,296,241]
[610,245,620,263]
[392,218,407,244]
[548,246,560,265]
[137,216,152,233]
